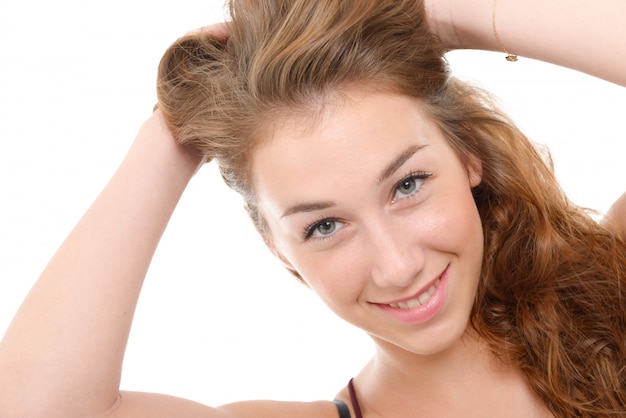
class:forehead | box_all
[251,90,445,215]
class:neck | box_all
[355,331,549,417]
[369,329,495,394]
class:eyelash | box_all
[301,171,432,241]
[302,215,340,241]
[391,170,432,202]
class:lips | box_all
[373,266,449,324]
[387,278,441,309]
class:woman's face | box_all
[252,90,484,356]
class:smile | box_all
[374,266,449,324]
[387,279,440,309]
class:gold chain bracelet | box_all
[492,0,518,61]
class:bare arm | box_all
[425,0,626,86]
[0,111,203,417]
[0,110,342,418]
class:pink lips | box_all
[374,266,449,324]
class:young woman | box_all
[1,0,625,417]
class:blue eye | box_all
[397,178,418,195]
[303,218,343,240]
[392,172,431,202]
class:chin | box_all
[374,315,473,358]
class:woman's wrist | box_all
[136,109,205,183]
[424,0,495,51]
[427,0,626,86]
[423,0,454,47]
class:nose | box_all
[368,216,425,289]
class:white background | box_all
[1,0,624,407]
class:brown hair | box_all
[156,0,626,415]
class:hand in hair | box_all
[156,22,232,163]
[152,22,228,166]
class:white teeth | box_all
[406,298,421,309]
[388,279,440,310]
[418,290,431,305]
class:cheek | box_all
[264,218,365,310]
[306,254,363,297]
[286,246,368,315]
[426,189,484,257]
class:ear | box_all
[466,154,483,188]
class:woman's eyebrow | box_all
[280,144,428,219]
[377,144,428,184]
[281,200,336,219]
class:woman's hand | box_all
[156,21,230,158]
[152,108,207,171]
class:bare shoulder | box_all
[220,399,342,418]
[105,391,341,418]
[603,192,626,239]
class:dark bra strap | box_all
[333,400,351,418]
[348,378,364,418]
[333,378,363,418]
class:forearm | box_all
[426,0,626,86]
[0,112,201,417]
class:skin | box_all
[424,0,626,85]
[255,91,485,358]
[253,90,550,417]
[0,1,624,417]
[604,192,626,239]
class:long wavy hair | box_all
[156,0,626,415]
